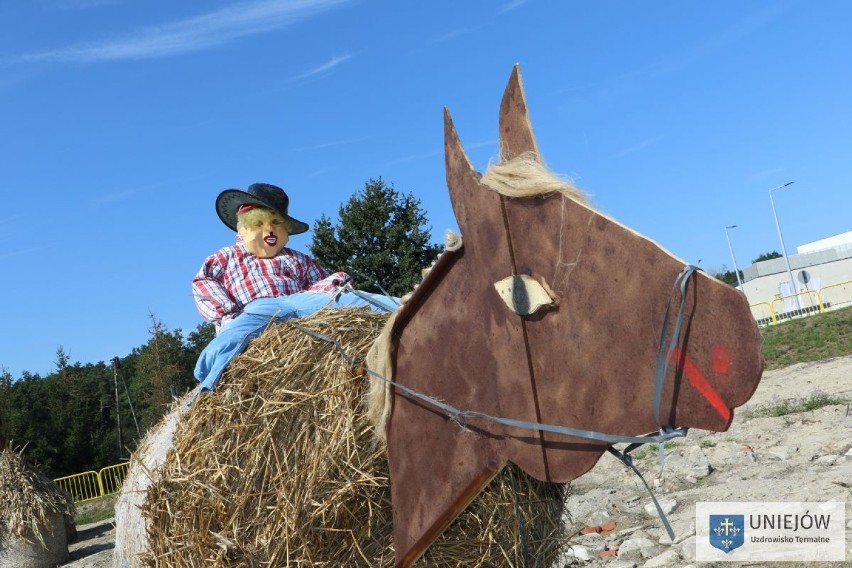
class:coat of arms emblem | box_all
[709,514,745,553]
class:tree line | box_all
[713,251,782,287]
[0,320,216,478]
[0,179,440,479]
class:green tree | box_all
[130,315,196,431]
[186,322,216,362]
[310,178,442,297]
[752,251,782,263]
[0,320,212,477]
[0,368,12,446]
[714,268,744,287]
[60,361,118,474]
[8,371,61,473]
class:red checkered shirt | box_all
[192,241,348,323]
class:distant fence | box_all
[54,462,129,504]
[751,279,852,326]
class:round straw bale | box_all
[0,447,74,568]
[114,398,188,567]
[136,308,568,566]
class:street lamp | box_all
[768,181,800,310]
[724,225,743,289]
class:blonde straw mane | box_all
[481,151,588,204]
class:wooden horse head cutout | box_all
[383,65,764,566]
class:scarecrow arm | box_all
[192,256,239,322]
[305,270,350,293]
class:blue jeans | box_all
[194,290,396,392]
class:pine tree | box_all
[131,314,194,432]
[309,178,442,297]
[752,251,782,263]
[713,268,744,287]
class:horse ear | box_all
[499,64,540,161]
[444,106,508,246]
[444,106,476,179]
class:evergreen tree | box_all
[0,320,213,477]
[310,178,442,297]
[131,315,197,431]
[0,368,12,445]
[752,251,782,263]
[9,371,61,473]
[186,322,216,362]
[713,268,744,287]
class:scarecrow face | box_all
[237,207,290,258]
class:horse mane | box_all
[481,151,589,205]
[365,229,462,443]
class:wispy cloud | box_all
[609,135,664,159]
[91,174,209,204]
[467,139,498,151]
[429,22,488,44]
[498,0,531,15]
[9,0,350,64]
[748,168,787,182]
[431,28,474,43]
[0,245,55,260]
[616,4,788,88]
[46,0,126,10]
[292,53,354,80]
[91,188,141,205]
[301,167,335,179]
[294,136,369,152]
[383,139,497,168]
[382,148,442,167]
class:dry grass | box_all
[140,308,568,567]
[0,446,75,548]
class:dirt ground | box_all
[65,519,114,567]
[559,354,852,567]
[62,355,852,567]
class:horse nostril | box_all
[712,345,731,376]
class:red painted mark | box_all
[712,345,731,376]
[669,348,731,423]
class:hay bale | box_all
[114,398,188,567]
[137,308,568,566]
[0,447,74,568]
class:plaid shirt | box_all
[192,241,348,323]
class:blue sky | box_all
[2,0,850,378]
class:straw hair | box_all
[0,447,74,566]
[366,229,463,443]
[134,308,568,566]
[365,308,399,443]
[481,151,588,204]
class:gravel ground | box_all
[61,355,852,567]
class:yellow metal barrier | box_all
[100,462,130,496]
[818,280,852,311]
[770,291,824,322]
[749,302,776,326]
[749,279,852,326]
[54,462,130,504]
[53,470,102,503]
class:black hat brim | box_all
[215,189,310,235]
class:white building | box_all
[796,230,852,255]
[741,231,852,324]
